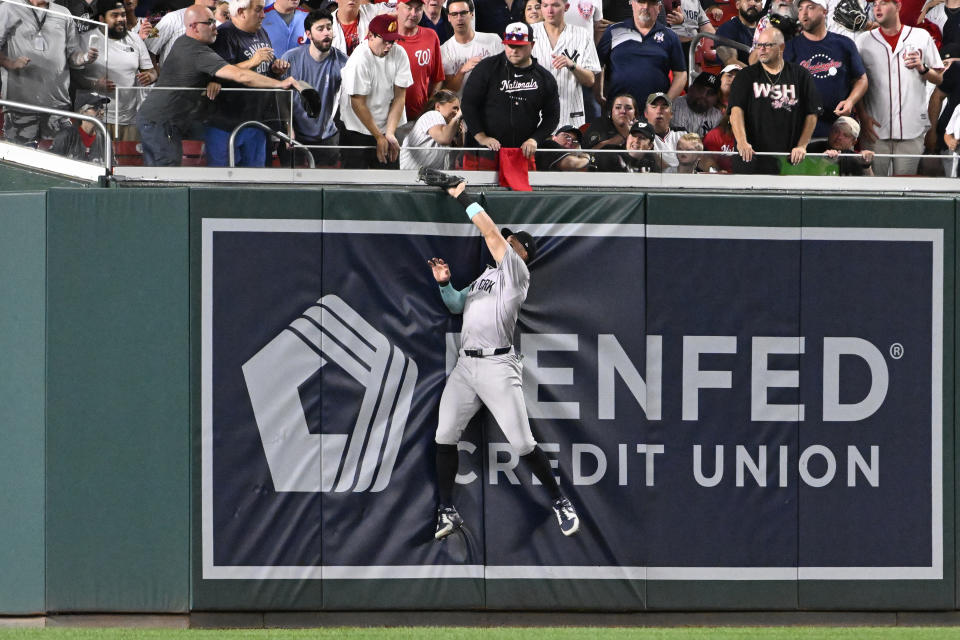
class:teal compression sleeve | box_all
[439,282,468,314]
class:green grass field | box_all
[5,629,960,640]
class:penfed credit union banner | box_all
[200,213,944,586]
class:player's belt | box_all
[462,347,512,358]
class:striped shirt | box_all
[531,21,601,128]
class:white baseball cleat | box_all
[553,496,580,536]
[435,505,464,540]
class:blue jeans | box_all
[136,115,183,166]
[204,125,267,167]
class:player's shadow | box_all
[434,524,481,564]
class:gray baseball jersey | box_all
[459,245,529,350]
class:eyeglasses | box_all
[190,18,216,26]
[448,9,471,16]
[755,42,779,49]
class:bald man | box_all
[136,5,301,165]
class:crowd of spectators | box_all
[0,0,957,176]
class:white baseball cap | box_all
[796,0,828,8]
[721,64,742,75]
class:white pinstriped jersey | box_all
[531,22,601,128]
[440,31,503,97]
[856,26,942,140]
[144,7,185,65]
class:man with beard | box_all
[857,0,942,175]
[280,8,346,166]
[729,26,822,173]
[78,0,156,141]
[784,0,867,138]
[671,71,722,137]
[395,0,445,119]
[440,0,503,96]
[597,0,686,108]
[136,4,300,165]
[0,0,99,146]
[716,0,761,65]
[338,13,413,167]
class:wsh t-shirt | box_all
[727,60,822,154]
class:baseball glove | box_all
[299,87,323,119]
[418,167,465,189]
[768,12,801,40]
[833,0,868,32]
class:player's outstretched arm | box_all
[428,257,468,314]
[445,181,509,264]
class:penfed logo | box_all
[242,295,418,493]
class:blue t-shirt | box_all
[207,23,277,130]
[715,17,753,64]
[784,31,865,137]
[281,45,348,141]
[597,20,685,105]
[262,6,308,58]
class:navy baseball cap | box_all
[692,72,720,92]
[501,227,537,261]
[555,124,583,145]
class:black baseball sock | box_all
[521,447,562,502]
[435,443,459,506]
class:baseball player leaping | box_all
[418,167,581,540]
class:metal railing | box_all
[0,98,111,168]
[687,31,752,83]
[229,120,315,169]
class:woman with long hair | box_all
[400,90,465,169]
[583,92,638,151]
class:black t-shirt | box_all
[728,60,822,153]
[595,149,658,172]
[583,116,622,149]
[807,140,867,176]
[535,139,575,170]
[56,0,95,33]
[943,6,960,44]
[138,35,227,125]
[206,23,277,130]
[936,64,960,151]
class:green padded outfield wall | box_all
[0,193,47,614]
[44,189,191,612]
[0,187,955,614]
